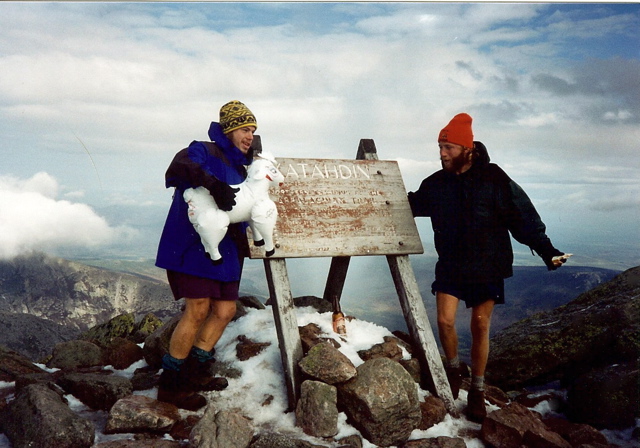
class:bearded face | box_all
[439,143,473,174]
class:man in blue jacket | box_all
[408,113,568,422]
[155,100,257,410]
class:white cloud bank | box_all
[0,172,133,259]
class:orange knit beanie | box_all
[438,113,473,148]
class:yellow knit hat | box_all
[219,100,258,134]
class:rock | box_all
[14,371,62,391]
[399,357,422,383]
[170,414,201,441]
[418,395,447,430]
[543,416,609,447]
[236,334,271,361]
[189,407,254,448]
[294,295,332,313]
[481,402,571,448]
[566,361,639,429]
[104,394,181,434]
[296,380,338,437]
[143,315,180,369]
[93,440,182,447]
[103,336,145,370]
[57,371,133,411]
[249,432,318,448]
[2,382,95,448]
[400,437,466,448]
[131,365,160,391]
[487,266,640,391]
[0,311,80,362]
[298,341,357,384]
[131,313,165,343]
[485,383,510,408]
[299,322,338,353]
[336,434,363,448]
[338,357,421,447]
[80,313,137,346]
[266,295,333,315]
[47,339,103,370]
[357,336,403,362]
[239,295,266,310]
[233,300,249,321]
[0,344,46,381]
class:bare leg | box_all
[193,300,237,352]
[169,298,211,360]
[469,299,495,377]
[436,292,460,361]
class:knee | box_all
[470,315,491,336]
[437,314,456,332]
[212,301,237,323]
[184,299,211,325]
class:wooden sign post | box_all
[249,139,458,417]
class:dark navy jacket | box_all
[155,123,252,282]
[408,142,555,283]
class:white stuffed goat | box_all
[183,152,284,263]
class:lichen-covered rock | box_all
[2,383,95,448]
[47,339,103,370]
[298,341,357,384]
[80,313,137,346]
[566,361,639,429]
[296,380,338,438]
[104,394,180,434]
[338,357,421,447]
[57,372,133,411]
[487,266,640,391]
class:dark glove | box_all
[205,180,239,212]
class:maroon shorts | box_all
[167,270,239,301]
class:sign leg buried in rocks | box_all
[250,139,458,417]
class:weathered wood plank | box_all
[323,256,351,301]
[249,158,423,259]
[263,258,303,410]
[386,254,459,417]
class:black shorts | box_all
[431,280,505,309]
[167,270,239,301]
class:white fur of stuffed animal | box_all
[184,152,284,263]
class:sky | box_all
[2,305,635,447]
[0,2,639,271]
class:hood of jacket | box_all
[473,140,490,167]
[208,121,253,166]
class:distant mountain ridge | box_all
[0,252,181,332]
[0,252,621,363]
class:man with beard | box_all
[408,113,569,422]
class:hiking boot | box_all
[445,366,463,400]
[181,356,229,392]
[157,369,207,411]
[466,388,487,423]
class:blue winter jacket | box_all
[155,122,252,281]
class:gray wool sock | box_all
[445,356,460,370]
[471,375,485,391]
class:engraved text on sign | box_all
[248,158,423,258]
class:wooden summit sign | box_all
[248,157,423,259]
[246,138,458,419]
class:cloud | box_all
[0,2,637,267]
[0,172,134,259]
